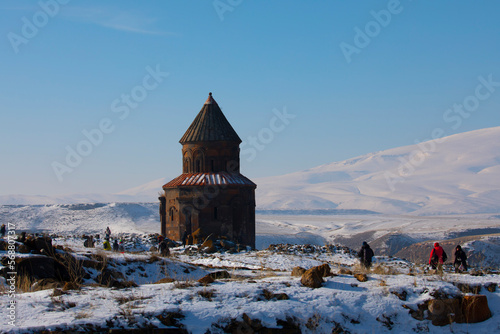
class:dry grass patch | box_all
[198,288,216,301]
[115,293,152,305]
[372,264,399,275]
[75,311,92,319]
[173,280,197,289]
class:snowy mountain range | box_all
[256,126,500,215]
[2,126,500,215]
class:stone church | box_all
[159,93,257,248]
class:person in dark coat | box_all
[0,224,6,237]
[159,239,170,256]
[454,245,467,273]
[113,239,119,252]
[182,230,188,247]
[429,242,447,272]
[358,241,374,269]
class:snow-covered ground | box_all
[1,203,500,332]
[1,235,499,333]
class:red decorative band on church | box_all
[163,172,256,188]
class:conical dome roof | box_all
[179,93,242,144]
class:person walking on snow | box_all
[358,241,374,269]
[113,239,119,252]
[429,242,447,272]
[105,226,111,240]
[454,245,468,273]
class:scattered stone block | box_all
[301,268,324,289]
[354,273,368,282]
[338,267,352,275]
[198,275,215,285]
[461,295,491,323]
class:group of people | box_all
[357,241,468,273]
[428,242,468,273]
[100,227,171,255]
[101,226,124,252]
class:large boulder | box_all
[461,295,491,323]
[301,267,324,289]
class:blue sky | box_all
[1,0,500,196]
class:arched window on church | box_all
[169,207,175,222]
[195,159,201,173]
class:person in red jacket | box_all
[429,242,447,272]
